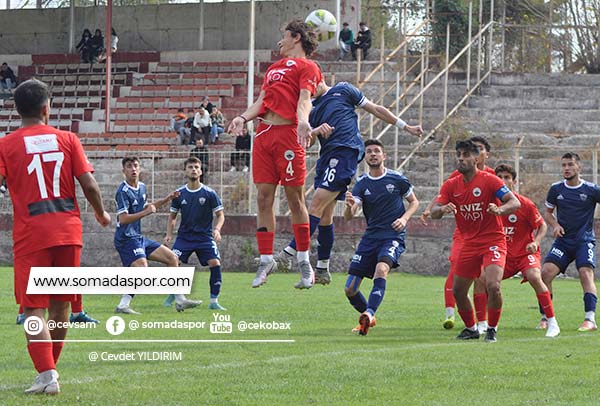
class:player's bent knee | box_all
[344,286,357,297]
[485,281,501,297]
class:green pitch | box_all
[0,267,598,404]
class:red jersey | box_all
[502,193,544,258]
[448,165,496,243]
[259,58,322,123]
[437,170,510,245]
[0,124,93,256]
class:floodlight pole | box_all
[104,0,113,133]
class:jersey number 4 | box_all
[27,152,65,199]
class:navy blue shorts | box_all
[544,238,596,273]
[172,239,220,266]
[314,147,359,201]
[115,236,161,267]
[349,236,405,279]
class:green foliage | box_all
[1,269,599,404]
[432,0,469,61]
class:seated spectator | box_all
[171,109,188,145]
[190,138,209,181]
[338,22,354,61]
[351,22,372,60]
[210,107,225,144]
[229,127,251,172]
[182,109,195,145]
[194,106,211,146]
[75,29,93,63]
[0,63,17,95]
[201,95,215,114]
[89,29,105,63]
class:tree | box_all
[562,0,600,73]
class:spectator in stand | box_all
[351,22,372,60]
[230,126,251,172]
[190,138,209,181]
[194,106,211,146]
[338,22,354,61]
[171,109,188,145]
[89,29,105,63]
[210,107,225,144]
[201,96,215,114]
[99,28,118,63]
[0,63,17,95]
[75,29,93,63]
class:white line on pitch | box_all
[29,339,295,343]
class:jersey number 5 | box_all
[27,152,64,199]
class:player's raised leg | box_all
[253,183,278,288]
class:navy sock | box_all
[209,265,222,298]
[317,224,334,260]
[584,292,597,312]
[366,278,387,316]
[289,214,320,251]
[348,292,367,313]
[539,292,553,315]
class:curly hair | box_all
[285,20,319,57]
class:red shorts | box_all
[253,122,306,186]
[14,245,81,308]
[454,241,507,279]
[503,252,541,280]
[449,238,464,275]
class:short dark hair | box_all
[359,22,366,26]
[285,20,319,57]
[495,164,517,180]
[14,79,50,119]
[455,140,480,155]
[184,156,202,168]
[177,108,184,113]
[1,62,7,66]
[562,152,581,162]
[121,156,140,168]
[469,135,491,153]
[365,139,384,150]
[342,22,349,26]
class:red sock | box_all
[537,291,555,318]
[256,231,274,255]
[52,342,65,364]
[474,293,488,322]
[488,307,502,329]
[458,308,476,329]
[292,223,310,252]
[71,295,83,313]
[444,272,455,308]
[27,342,56,373]
[19,305,24,313]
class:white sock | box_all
[547,316,557,324]
[210,298,218,304]
[585,311,596,323]
[71,312,81,317]
[297,250,309,262]
[175,294,186,304]
[260,254,273,262]
[467,324,476,331]
[283,247,297,256]
[445,307,455,318]
[118,294,133,308]
[316,259,329,269]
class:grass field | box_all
[0,267,599,405]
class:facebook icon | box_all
[105,316,126,336]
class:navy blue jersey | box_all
[170,184,223,243]
[545,180,600,242]
[115,181,147,242]
[352,169,414,240]
[310,82,367,161]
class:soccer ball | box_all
[305,9,337,42]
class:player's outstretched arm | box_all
[543,207,564,237]
[296,89,313,149]
[213,209,225,242]
[78,172,110,226]
[153,191,181,210]
[118,204,156,225]
[361,101,424,137]
[227,91,266,136]
[392,192,420,231]
[343,191,359,221]
[164,212,178,245]
[487,191,521,216]
[527,220,548,253]
[430,202,456,220]
[309,123,334,146]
